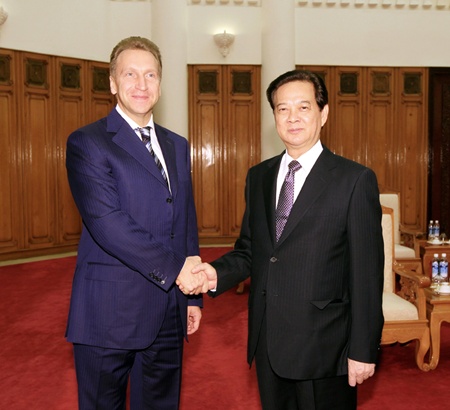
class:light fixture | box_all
[0,6,8,26]
[214,30,235,58]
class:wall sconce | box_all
[214,30,235,58]
[0,6,8,26]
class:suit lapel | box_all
[263,154,283,246]
[155,124,178,196]
[276,147,335,246]
[107,110,172,192]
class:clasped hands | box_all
[176,256,217,295]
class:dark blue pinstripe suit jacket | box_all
[65,108,200,349]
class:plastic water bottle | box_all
[440,253,448,281]
[432,253,440,285]
[434,220,440,239]
[428,220,434,240]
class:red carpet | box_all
[1,248,449,409]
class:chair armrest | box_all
[393,260,430,320]
[399,224,426,238]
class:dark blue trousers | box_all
[73,289,183,410]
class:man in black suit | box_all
[189,70,384,409]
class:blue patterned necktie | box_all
[137,126,168,185]
[275,160,302,241]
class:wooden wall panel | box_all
[87,62,114,124]
[20,53,56,248]
[302,65,428,235]
[56,57,84,244]
[189,66,223,239]
[0,49,114,261]
[367,68,394,187]
[335,67,365,164]
[396,68,428,230]
[226,66,261,236]
[0,50,21,253]
[189,65,261,244]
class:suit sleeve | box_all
[347,168,384,363]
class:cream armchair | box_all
[380,206,431,371]
[379,192,417,259]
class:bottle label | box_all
[432,260,439,278]
[440,261,448,279]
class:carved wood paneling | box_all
[189,65,261,244]
[396,68,428,231]
[367,68,394,187]
[56,57,85,244]
[20,53,56,248]
[301,65,428,235]
[0,49,115,261]
[0,49,21,253]
[335,67,365,164]
[190,66,223,240]
[87,62,115,124]
[227,66,260,236]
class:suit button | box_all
[261,290,266,296]
[166,197,173,203]
[270,257,278,263]
[170,233,174,239]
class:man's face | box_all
[273,80,328,158]
[110,49,161,126]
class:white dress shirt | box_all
[115,105,171,190]
[275,140,323,208]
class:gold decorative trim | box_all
[188,0,261,6]
[297,0,449,8]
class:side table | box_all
[424,287,450,369]
[418,239,450,278]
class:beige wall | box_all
[1,0,449,158]
[2,1,449,65]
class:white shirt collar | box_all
[281,140,323,173]
[115,105,155,135]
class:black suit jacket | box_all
[211,146,384,380]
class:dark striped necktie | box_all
[275,160,302,241]
[136,126,168,186]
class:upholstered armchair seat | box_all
[380,206,431,371]
[382,292,419,321]
[379,192,418,259]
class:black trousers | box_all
[254,317,357,410]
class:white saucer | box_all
[438,290,450,295]
[427,240,443,245]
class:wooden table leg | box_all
[428,312,447,370]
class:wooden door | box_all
[0,49,21,255]
[189,65,261,245]
[429,68,450,234]
[301,65,428,236]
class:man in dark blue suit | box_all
[192,70,384,409]
[65,36,207,410]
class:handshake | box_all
[176,256,217,295]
